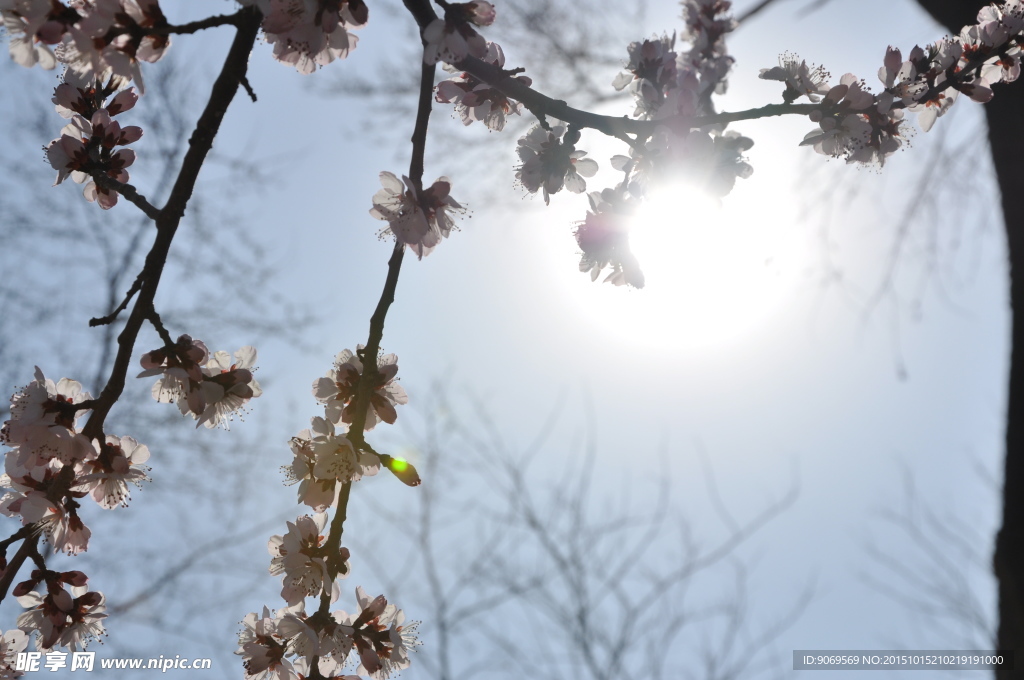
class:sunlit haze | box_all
[565,181,803,351]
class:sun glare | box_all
[566,184,802,351]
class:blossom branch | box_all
[453,52,801,134]
[450,32,1016,148]
[84,6,262,438]
[348,31,438,440]
[307,478,352,679]
[0,463,78,606]
[299,16,439,673]
[98,10,244,48]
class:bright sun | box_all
[565,183,803,351]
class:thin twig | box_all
[0,533,40,602]
[91,174,161,221]
[240,74,258,103]
[145,12,243,36]
[89,274,143,327]
[734,0,787,26]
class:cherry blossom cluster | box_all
[239,347,418,678]
[313,349,408,432]
[0,339,259,652]
[428,1,750,286]
[284,347,418,512]
[11,569,105,652]
[435,42,530,131]
[1,0,170,91]
[284,417,381,511]
[514,123,598,205]
[612,33,685,120]
[370,172,466,259]
[443,0,753,286]
[758,53,831,104]
[0,629,28,676]
[422,0,495,65]
[45,80,142,209]
[0,337,260,651]
[565,0,749,287]
[268,513,346,606]
[238,587,419,680]
[574,187,645,288]
[138,335,262,430]
[0,368,153,654]
[613,0,735,122]
[240,0,367,74]
[679,0,735,98]
[0,369,151,554]
[762,0,1024,165]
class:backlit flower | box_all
[370,172,465,259]
[74,435,151,509]
[267,513,342,605]
[515,124,598,205]
[313,348,407,431]
[422,1,494,65]
[248,0,366,74]
[191,347,262,430]
[435,42,530,131]
[759,52,831,103]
